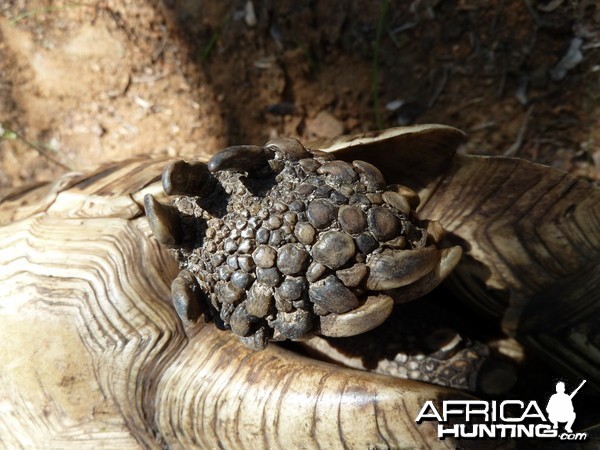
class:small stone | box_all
[276,276,306,301]
[306,110,344,138]
[307,198,337,229]
[356,233,379,254]
[246,282,273,317]
[336,263,368,287]
[312,231,355,269]
[306,261,327,282]
[367,207,398,241]
[308,275,359,313]
[231,270,254,290]
[256,267,281,287]
[238,255,256,272]
[256,227,270,244]
[294,222,316,245]
[382,191,411,215]
[252,245,277,268]
[338,205,367,234]
[317,160,358,184]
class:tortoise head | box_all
[145,134,462,350]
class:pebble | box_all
[308,275,359,313]
[367,207,398,241]
[312,231,355,269]
[382,191,411,215]
[277,243,309,275]
[356,233,379,254]
[256,267,281,287]
[307,198,337,229]
[252,244,277,268]
[246,282,273,317]
[336,263,368,287]
[338,205,367,234]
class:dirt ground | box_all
[0,0,599,198]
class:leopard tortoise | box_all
[0,124,598,449]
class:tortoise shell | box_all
[0,124,598,448]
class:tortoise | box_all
[0,124,598,449]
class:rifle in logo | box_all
[546,380,586,433]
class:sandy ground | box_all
[0,0,598,199]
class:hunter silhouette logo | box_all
[415,379,588,441]
[546,380,586,433]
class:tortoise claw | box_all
[387,246,462,303]
[265,137,310,160]
[144,193,182,246]
[352,160,386,191]
[162,160,215,196]
[319,294,394,337]
[366,247,440,290]
[207,145,273,173]
[171,269,207,323]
